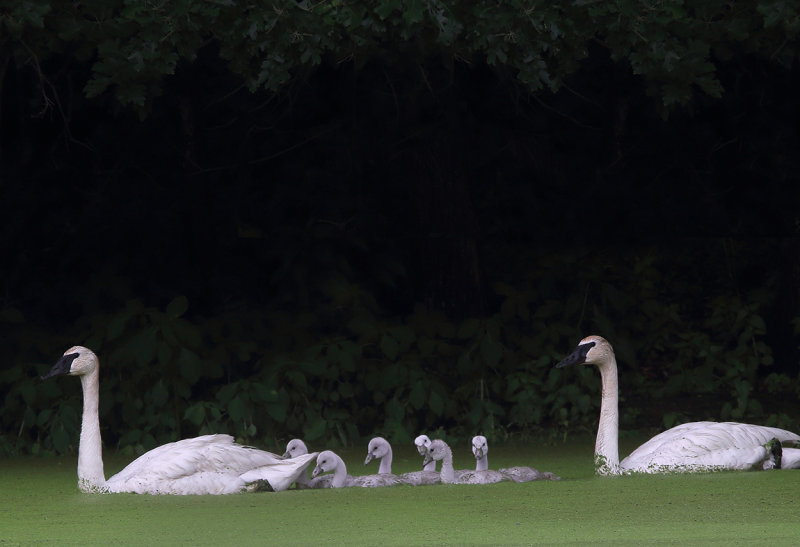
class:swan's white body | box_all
[398,469,441,486]
[498,465,560,482]
[424,439,507,484]
[312,449,401,488]
[43,347,317,494]
[471,435,560,482]
[556,336,800,474]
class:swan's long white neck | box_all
[78,369,108,492]
[331,454,348,488]
[475,452,488,471]
[439,446,455,483]
[379,444,393,474]
[595,357,621,475]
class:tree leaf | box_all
[184,403,206,426]
[304,418,327,441]
[150,380,169,408]
[166,295,189,318]
[266,401,287,423]
[429,390,444,416]
[404,0,424,24]
[228,396,246,423]
[375,0,401,20]
[480,333,502,368]
[409,381,426,410]
[380,334,399,361]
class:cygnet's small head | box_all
[414,434,431,456]
[283,438,309,459]
[423,439,449,466]
[555,335,614,369]
[365,437,389,465]
[472,435,488,460]
[42,346,97,380]
[312,450,338,477]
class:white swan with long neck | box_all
[42,346,318,494]
[555,335,800,474]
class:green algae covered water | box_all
[1,438,798,545]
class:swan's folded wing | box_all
[351,473,403,487]
[397,470,440,486]
[622,421,800,472]
[239,452,319,492]
[107,434,287,494]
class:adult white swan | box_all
[42,346,318,494]
[555,335,800,474]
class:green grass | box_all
[1,436,798,545]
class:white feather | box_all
[556,335,800,474]
[44,346,317,494]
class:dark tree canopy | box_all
[1,0,799,456]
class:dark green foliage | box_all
[2,0,798,112]
[2,0,800,456]
[4,240,799,456]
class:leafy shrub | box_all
[3,238,799,456]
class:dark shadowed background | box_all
[1,1,799,456]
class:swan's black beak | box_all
[41,352,79,380]
[364,453,374,466]
[422,452,433,468]
[555,342,595,368]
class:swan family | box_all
[42,334,800,494]
[555,335,800,474]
